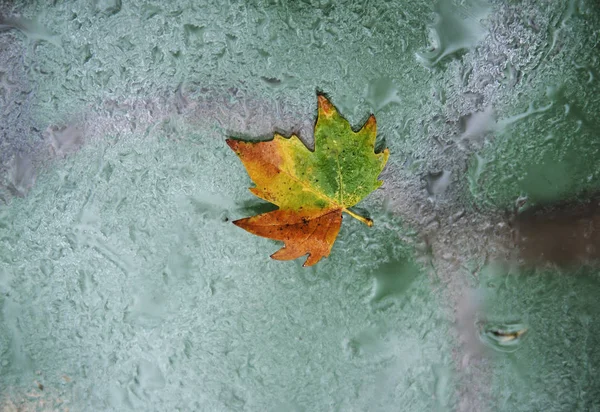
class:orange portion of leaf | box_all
[233,209,343,267]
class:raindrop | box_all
[424,170,452,196]
[365,78,401,112]
[0,15,61,46]
[183,24,205,46]
[5,154,35,198]
[95,0,121,17]
[478,322,528,353]
[46,124,85,156]
[416,0,490,67]
[370,259,419,305]
[459,106,495,142]
[135,359,166,390]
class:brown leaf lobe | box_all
[233,209,343,266]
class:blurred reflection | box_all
[514,195,600,267]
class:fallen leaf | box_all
[227,94,389,266]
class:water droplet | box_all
[135,359,166,390]
[416,0,490,67]
[365,78,401,112]
[95,0,121,16]
[46,124,85,156]
[433,364,452,408]
[6,154,35,198]
[370,259,419,305]
[0,15,61,46]
[459,106,495,142]
[183,24,205,46]
[424,170,452,196]
[478,322,528,353]
[496,101,553,130]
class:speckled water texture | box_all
[1,0,599,411]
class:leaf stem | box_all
[343,208,373,227]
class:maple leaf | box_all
[227,94,389,266]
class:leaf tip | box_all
[231,217,248,229]
[365,114,376,129]
[226,138,239,151]
[317,94,336,117]
[359,114,377,141]
[302,253,322,267]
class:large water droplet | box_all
[416,0,490,67]
[135,359,166,390]
[424,170,452,196]
[370,259,419,305]
[46,124,84,157]
[460,106,495,142]
[365,78,401,112]
[0,15,61,46]
[6,154,35,198]
[478,322,528,353]
[95,0,122,16]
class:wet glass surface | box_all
[1,0,599,410]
